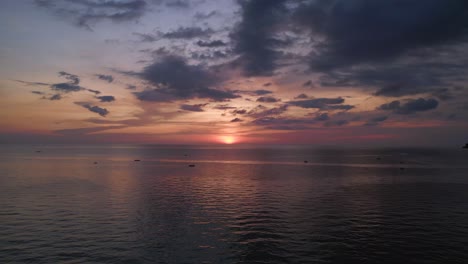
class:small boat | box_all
[188,164,195,167]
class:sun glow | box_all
[220,136,236,144]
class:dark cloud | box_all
[87,89,101,95]
[126,84,137,90]
[51,83,83,93]
[364,116,388,126]
[233,89,272,96]
[196,40,227,47]
[75,102,109,117]
[164,0,190,8]
[194,11,218,20]
[313,113,329,121]
[231,109,247,115]
[431,88,453,101]
[191,50,230,61]
[23,72,87,99]
[231,0,288,76]
[48,94,62,101]
[31,91,45,95]
[48,71,84,93]
[294,93,308,99]
[15,80,49,86]
[180,104,206,112]
[256,96,280,103]
[263,82,272,87]
[324,120,349,127]
[35,0,147,30]
[133,32,158,42]
[294,0,468,70]
[54,125,124,136]
[319,61,468,97]
[248,104,288,118]
[251,117,314,130]
[58,71,79,85]
[160,27,214,39]
[134,56,239,102]
[213,104,237,110]
[288,97,354,110]
[96,74,114,83]
[378,98,439,114]
[253,89,273,96]
[97,95,116,102]
[231,118,243,122]
[302,80,313,87]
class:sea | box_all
[1,144,468,263]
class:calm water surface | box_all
[1,145,468,263]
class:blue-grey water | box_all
[1,145,468,263]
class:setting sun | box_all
[220,136,236,144]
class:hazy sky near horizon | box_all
[1,0,468,146]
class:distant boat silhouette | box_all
[134,159,141,162]
[188,164,195,167]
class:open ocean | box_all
[1,144,468,263]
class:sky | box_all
[0,0,467,146]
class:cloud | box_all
[302,80,313,87]
[364,116,388,126]
[251,117,314,130]
[180,104,206,112]
[54,125,124,136]
[294,0,468,70]
[231,0,287,76]
[194,10,218,20]
[96,95,115,102]
[232,109,247,115]
[164,0,190,8]
[51,83,83,93]
[48,94,62,101]
[294,93,308,99]
[134,55,239,102]
[233,89,272,96]
[31,91,45,95]
[256,96,280,103]
[248,104,288,118]
[48,71,84,93]
[231,118,243,122]
[191,50,230,61]
[289,97,354,110]
[133,32,158,42]
[313,113,329,121]
[196,40,227,47]
[87,89,101,95]
[75,102,109,117]
[15,80,49,86]
[160,27,214,39]
[213,104,237,110]
[96,74,114,83]
[378,98,439,114]
[324,120,349,127]
[58,71,79,85]
[35,0,147,30]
